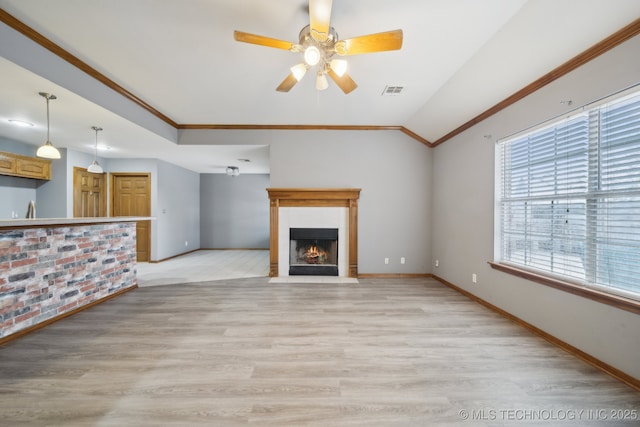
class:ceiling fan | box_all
[233,0,403,94]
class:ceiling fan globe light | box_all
[316,72,329,90]
[330,59,348,77]
[291,63,307,81]
[304,46,321,66]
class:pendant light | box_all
[87,126,104,174]
[36,92,61,159]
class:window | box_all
[496,90,640,302]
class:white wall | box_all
[269,130,433,274]
[431,35,640,378]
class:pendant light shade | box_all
[87,126,104,174]
[37,92,61,159]
[87,161,103,174]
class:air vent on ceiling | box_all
[382,85,404,96]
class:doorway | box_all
[110,173,151,262]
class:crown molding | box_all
[2,9,638,149]
[0,8,179,128]
[431,16,640,147]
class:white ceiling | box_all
[0,0,639,173]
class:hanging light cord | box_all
[94,127,100,159]
[91,126,103,161]
[45,96,50,142]
[41,92,57,142]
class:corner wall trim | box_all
[431,274,640,392]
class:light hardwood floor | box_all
[0,255,638,426]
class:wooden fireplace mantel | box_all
[266,188,361,278]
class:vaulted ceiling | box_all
[1,1,639,173]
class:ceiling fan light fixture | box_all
[329,59,348,77]
[316,72,329,90]
[304,45,321,66]
[37,92,61,159]
[233,1,402,95]
[291,63,307,81]
[226,166,240,177]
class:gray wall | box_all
[0,174,36,219]
[36,147,68,218]
[269,130,432,274]
[108,158,200,261]
[200,173,270,249]
[431,35,640,379]
[1,137,37,219]
[157,160,201,259]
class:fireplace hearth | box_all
[289,228,338,276]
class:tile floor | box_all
[136,250,270,286]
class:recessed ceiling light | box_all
[8,119,34,127]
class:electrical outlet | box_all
[472,273,477,284]
[384,258,389,265]
[400,257,406,264]
[185,241,189,247]
[435,259,439,267]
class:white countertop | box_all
[0,217,154,228]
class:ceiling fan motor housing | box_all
[299,24,338,67]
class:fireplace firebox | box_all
[289,228,338,276]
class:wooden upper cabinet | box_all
[0,151,51,180]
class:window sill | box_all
[488,262,640,315]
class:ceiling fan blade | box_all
[335,29,403,56]
[276,73,299,92]
[234,30,295,51]
[327,69,357,94]
[309,0,333,42]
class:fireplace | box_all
[289,228,338,276]
[266,188,361,278]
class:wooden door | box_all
[73,167,106,217]
[111,173,151,262]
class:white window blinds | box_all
[497,90,640,301]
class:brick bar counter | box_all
[0,217,149,342]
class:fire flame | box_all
[304,245,326,263]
